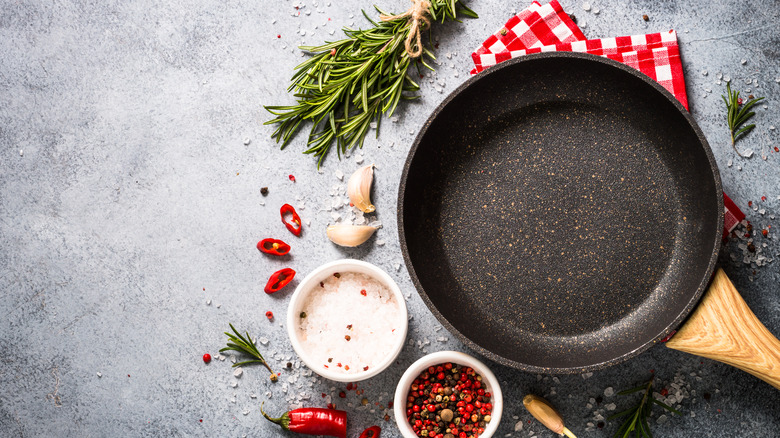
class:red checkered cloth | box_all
[472,30,687,109]
[470,0,744,236]
[471,0,585,70]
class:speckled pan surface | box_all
[398,52,724,374]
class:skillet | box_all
[398,52,780,386]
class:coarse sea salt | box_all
[297,272,402,374]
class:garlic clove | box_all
[347,164,375,213]
[326,224,377,247]
[523,395,577,438]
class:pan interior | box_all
[401,55,721,371]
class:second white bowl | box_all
[393,351,503,438]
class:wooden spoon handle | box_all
[665,268,780,389]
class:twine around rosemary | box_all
[380,0,431,58]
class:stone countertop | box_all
[1,0,779,437]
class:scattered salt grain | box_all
[656,414,668,424]
[582,2,591,11]
[19,149,23,156]
[234,368,243,378]
[727,159,732,167]
[741,59,747,65]
[259,337,269,345]
[230,381,238,388]
[96,372,102,378]
[355,155,364,164]
[744,149,754,158]
[206,299,212,305]
[581,372,593,379]
[701,70,708,76]
[515,421,524,431]
[243,138,251,145]
[604,387,615,397]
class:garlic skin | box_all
[347,164,375,213]
[326,225,377,247]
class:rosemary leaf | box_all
[265,0,477,167]
[721,81,764,157]
[608,377,680,438]
[221,323,277,381]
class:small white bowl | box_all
[287,259,408,382]
[394,351,503,438]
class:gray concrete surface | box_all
[1,0,779,436]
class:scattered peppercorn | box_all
[747,242,756,252]
[345,335,351,341]
[300,311,307,318]
[261,187,269,195]
[288,174,296,182]
[203,353,212,363]
[642,14,649,21]
[265,311,274,321]
[287,362,293,368]
[568,14,577,23]
[762,229,769,237]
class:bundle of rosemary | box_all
[265,0,477,166]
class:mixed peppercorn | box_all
[405,363,492,438]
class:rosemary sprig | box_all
[721,81,764,157]
[220,323,277,381]
[264,0,477,167]
[608,377,681,438]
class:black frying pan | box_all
[398,52,780,385]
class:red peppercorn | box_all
[265,311,274,321]
[339,391,346,398]
[360,289,367,296]
[660,388,669,397]
[202,353,211,363]
[288,174,296,182]
[427,404,436,412]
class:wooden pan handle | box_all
[665,268,780,389]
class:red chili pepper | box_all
[264,268,296,294]
[359,426,381,438]
[261,403,347,438]
[280,204,302,236]
[257,238,291,256]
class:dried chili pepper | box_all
[257,238,291,256]
[359,425,381,438]
[281,203,302,236]
[264,268,296,294]
[261,403,347,438]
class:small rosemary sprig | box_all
[608,377,681,438]
[721,81,764,157]
[220,323,277,382]
[264,0,477,167]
